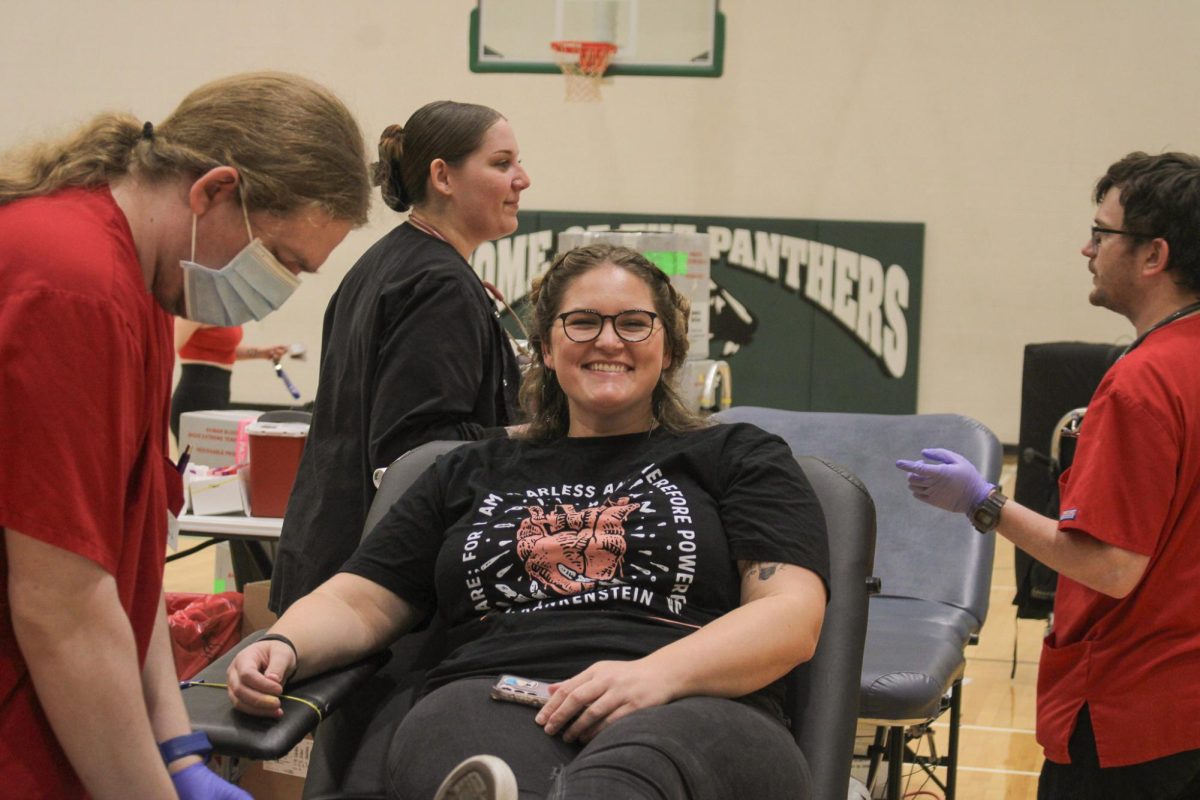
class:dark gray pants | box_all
[1038,705,1200,800]
[386,677,812,800]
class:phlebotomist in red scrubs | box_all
[0,72,370,799]
[896,152,1200,800]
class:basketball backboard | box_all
[470,0,724,77]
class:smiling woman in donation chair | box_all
[227,244,831,800]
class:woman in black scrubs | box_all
[269,101,531,613]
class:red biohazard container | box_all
[245,421,308,517]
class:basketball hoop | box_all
[550,40,618,102]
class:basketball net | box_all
[551,41,617,102]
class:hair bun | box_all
[378,124,405,151]
[375,124,412,212]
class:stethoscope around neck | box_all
[1121,300,1200,358]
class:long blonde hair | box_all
[0,72,371,223]
[519,244,708,441]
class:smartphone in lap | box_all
[490,674,552,708]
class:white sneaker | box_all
[433,754,518,800]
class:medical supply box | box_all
[178,409,264,468]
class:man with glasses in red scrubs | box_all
[896,152,1200,799]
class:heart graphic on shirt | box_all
[515,497,641,595]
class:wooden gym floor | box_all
[164,455,1045,799]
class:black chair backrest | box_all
[362,440,465,538]
[791,456,877,800]
[719,407,1001,629]
[1013,342,1120,620]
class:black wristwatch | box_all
[970,486,1007,534]
[158,731,213,765]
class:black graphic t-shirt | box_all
[342,422,829,712]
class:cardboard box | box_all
[241,580,278,637]
[179,410,263,468]
[188,473,247,516]
[231,735,311,800]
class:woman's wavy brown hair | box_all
[0,72,371,224]
[519,243,709,441]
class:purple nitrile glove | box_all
[171,762,252,800]
[895,447,994,515]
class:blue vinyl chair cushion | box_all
[858,597,974,723]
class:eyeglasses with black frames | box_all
[557,309,659,343]
[1089,225,1159,249]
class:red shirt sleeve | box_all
[1056,382,1176,557]
[0,287,151,574]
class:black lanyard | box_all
[1121,300,1200,357]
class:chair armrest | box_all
[182,630,391,761]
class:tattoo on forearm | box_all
[746,562,784,581]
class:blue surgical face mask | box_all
[180,197,299,326]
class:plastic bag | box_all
[166,591,244,680]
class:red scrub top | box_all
[1039,314,1200,767]
[0,187,175,797]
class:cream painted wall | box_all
[4,1,1198,443]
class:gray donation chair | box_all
[718,407,1001,800]
[184,422,877,799]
